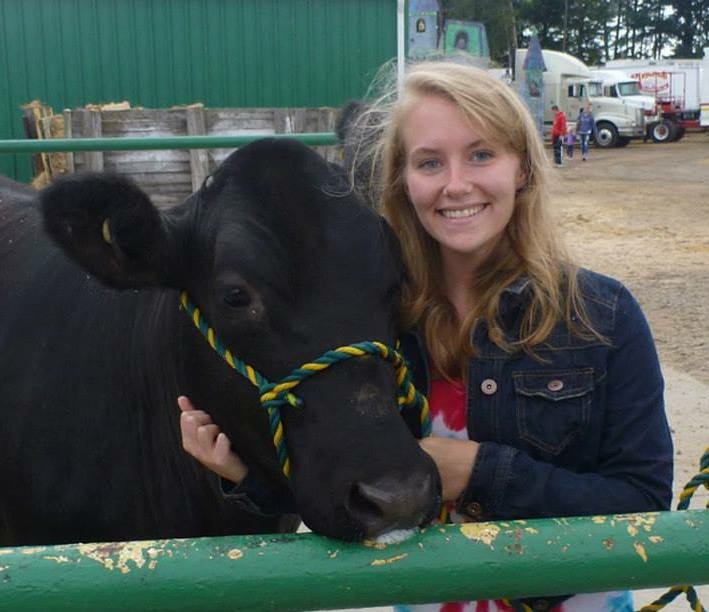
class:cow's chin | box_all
[298,501,432,543]
[369,528,418,545]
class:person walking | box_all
[179,62,673,612]
[564,126,577,159]
[577,103,597,161]
[551,104,567,166]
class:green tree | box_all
[438,0,709,64]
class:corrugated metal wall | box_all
[0,0,397,180]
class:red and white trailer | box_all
[605,48,709,141]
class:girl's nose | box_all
[443,164,473,198]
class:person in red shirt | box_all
[551,104,567,166]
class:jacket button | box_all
[481,379,497,395]
[547,379,564,392]
[464,501,483,518]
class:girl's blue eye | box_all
[472,150,493,162]
[418,159,440,170]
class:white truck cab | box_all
[589,69,660,140]
[516,49,647,148]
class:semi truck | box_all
[587,69,661,139]
[600,47,709,142]
[514,48,648,148]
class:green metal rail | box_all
[0,132,339,154]
[0,510,707,611]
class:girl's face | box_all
[401,94,525,272]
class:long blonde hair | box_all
[353,61,603,380]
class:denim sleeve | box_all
[458,285,674,520]
[220,471,298,517]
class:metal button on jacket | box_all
[464,501,483,518]
[547,379,564,392]
[481,378,497,395]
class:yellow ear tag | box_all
[101,219,112,244]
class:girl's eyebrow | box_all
[410,139,487,156]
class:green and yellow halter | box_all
[179,292,431,477]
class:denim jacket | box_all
[400,268,673,522]
[576,111,597,137]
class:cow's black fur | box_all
[0,139,440,545]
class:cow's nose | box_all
[345,473,439,539]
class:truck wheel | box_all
[595,122,618,148]
[650,120,677,143]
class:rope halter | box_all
[179,291,431,477]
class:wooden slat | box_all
[186,106,209,191]
[62,110,75,173]
[77,109,104,171]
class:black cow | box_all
[0,139,440,546]
[0,173,35,204]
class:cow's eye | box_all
[224,287,251,308]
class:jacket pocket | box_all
[513,368,594,455]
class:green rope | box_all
[179,291,431,477]
[638,447,708,612]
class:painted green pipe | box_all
[0,510,706,611]
[0,132,339,153]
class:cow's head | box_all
[40,138,441,541]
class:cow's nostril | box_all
[345,477,434,539]
[346,482,386,523]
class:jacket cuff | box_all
[456,441,516,520]
[220,472,297,517]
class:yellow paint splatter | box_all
[370,553,408,566]
[363,540,387,550]
[43,555,70,564]
[648,536,664,544]
[78,541,163,574]
[592,516,607,524]
[616,513,658,534]
[21,547,46,555]
[0,550,14,556]
[634,542,648,562]
[227,549,244,560]
[328,550,339,559]
[460,523,500,547]
[602,538,615,551]
[524,528,539,535]
[0,565,9,572]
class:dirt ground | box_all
[551,132,709,506]
[551,133,709,609]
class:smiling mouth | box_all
[438,204,486,219]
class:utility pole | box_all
[563,0,568,51]
[508,0,518,76]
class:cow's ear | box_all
[40,173,180,289]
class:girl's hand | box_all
[418,437,479,502]
[178,396,249,485]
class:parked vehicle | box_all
[514,48,647,148]
[602,48,709,142]
[588,69,661,140]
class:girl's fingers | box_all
[196,423,220,448]
[177,396,194,412]
[214,431,232,459]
